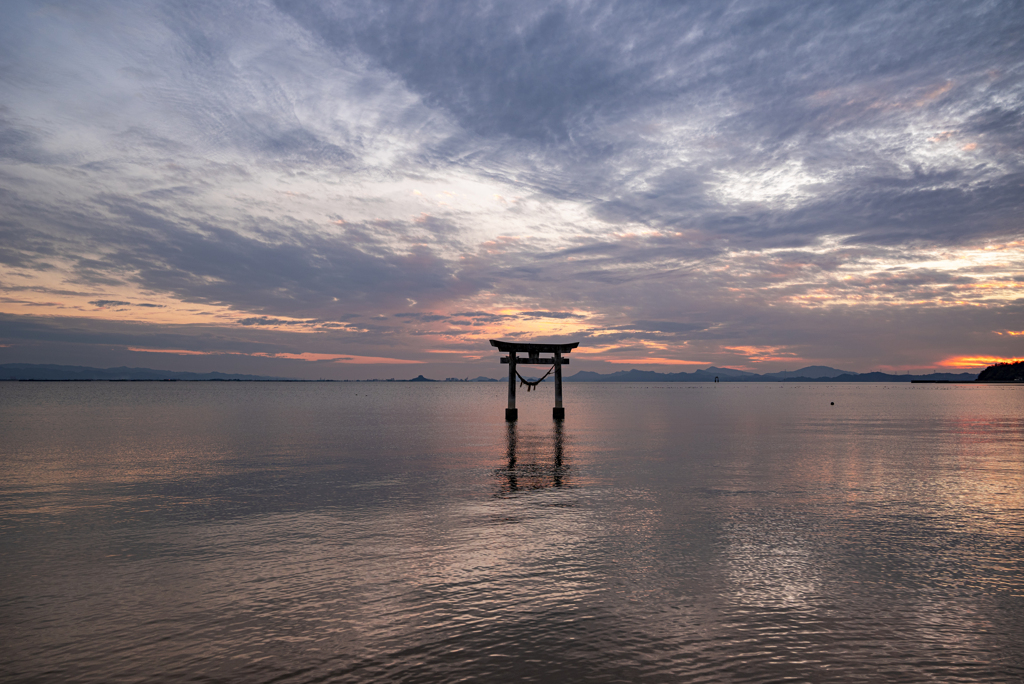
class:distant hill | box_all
[704,366,757,378]
[0,363,290,381]
[565,366,978,382]
[761,365,859,379]
[977,361,1024,382]
[566,368,703,382]
[831,371,976,382]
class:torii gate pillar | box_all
[506,351,517,421]
[553,351,564,419]
[490,340,579,421]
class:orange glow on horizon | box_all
[573,344,625,355]
[600,357,709,365]
[128,347,227,356]
[128,348,423,364]
[939,356,1024,368]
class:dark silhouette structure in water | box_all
[490,340,579,420]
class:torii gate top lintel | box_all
[489,340,579,354]
[490,339,580,421]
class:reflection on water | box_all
[1,382,1023,683]
[496,420,570,494]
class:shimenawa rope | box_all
[515,365,556,391]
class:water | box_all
[1,381,1022,682]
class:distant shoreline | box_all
[910,380,1019,384]
[0,362,995,383]
[5,379,1019,384]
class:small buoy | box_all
[830,401,834,405]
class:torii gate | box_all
[490,339,579,421]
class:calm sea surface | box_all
[1,382,1022,683]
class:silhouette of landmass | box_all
[1,363,990,383]
[0,363,290,381]
[565,366,978,382]
[977,361,1024,382]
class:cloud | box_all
[239,316,317,327]
[1,0,1023,375]
[277,1,1024,246]
[128,347,224,356]
[517,311,586,320]
[393,313,450,322]
[621,321,705,334]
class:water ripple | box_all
[1,382,1022,682]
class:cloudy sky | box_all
[1,0,1022,379]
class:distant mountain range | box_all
[563,366,979,382]
[0,363,288,381]
[0,362,985,383]
[442,365,980,382]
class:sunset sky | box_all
[1,0,1022,379]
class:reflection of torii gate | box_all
[498,421,567,494]
[490,339,580,421]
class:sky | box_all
[1,0,1023,380]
